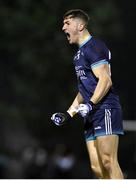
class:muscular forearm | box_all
[67,92,83,117]
[91,76,112,104]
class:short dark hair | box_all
[63,9,90,27]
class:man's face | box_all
[62,16,80,44]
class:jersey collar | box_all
[79,35,92,48]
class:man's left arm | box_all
[90,63,112,104]
[77,63,112,117]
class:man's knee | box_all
[101,154,113,172]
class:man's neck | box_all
[78,30,91,47]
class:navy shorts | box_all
[84,108,124,141]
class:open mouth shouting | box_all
[65,32,70,40]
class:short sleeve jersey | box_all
[73,36,121,109]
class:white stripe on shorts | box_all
[105,109,112,135]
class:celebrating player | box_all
[51,9,124,179]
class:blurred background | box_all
[0,0,136,178]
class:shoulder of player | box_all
[83,37,108,53]
[90,37,107,48]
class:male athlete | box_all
[51,9,124,179]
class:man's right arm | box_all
[67,92,84,117]
[51,92,83,126]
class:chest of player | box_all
[73,49,91,79]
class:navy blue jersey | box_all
[73,36,121,109]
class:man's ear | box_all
[78,23,85,31]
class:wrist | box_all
[89,100,95,107]
[65,111,72,120]
[87,101,95,111]
[67,105,78,117]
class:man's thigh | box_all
[86,140,103,169]
[96,135,119,158]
